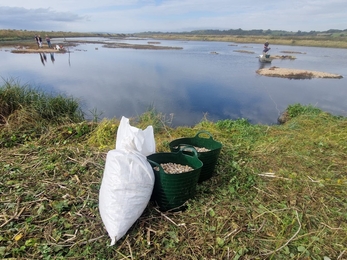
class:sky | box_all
[1,0,346,33]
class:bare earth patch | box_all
[256,66,343,79]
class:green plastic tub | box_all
[169,131,222,183]
[147,147,203,211]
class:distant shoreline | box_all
[1,30,347,49]
[135,34,347,49]
[3,37,344,80]
[2,39,183,53]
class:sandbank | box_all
[256,66,343,79]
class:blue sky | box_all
[1,0,346,33]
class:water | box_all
[1,38,347,126]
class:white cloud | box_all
[1,0,346,32]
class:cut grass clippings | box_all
[1,84,347,259]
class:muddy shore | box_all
[6,39,182,53]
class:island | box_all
[256,66,343,79]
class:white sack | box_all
[99,116,155,246]
[115,117,156,156]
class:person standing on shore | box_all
[34,35,39,48]
[46,35,52,48]
[38,35,42,48]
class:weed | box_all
[287,103,323,118]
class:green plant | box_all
[0,79,84,123]
[286,103,322,118]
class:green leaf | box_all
[37,204,45,215]
[209,209,215,217]
[0,247,6,256]
[297,246,306,252]
[216,237,224,247]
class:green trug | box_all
[169,131,222,182]
[147,148,203,211]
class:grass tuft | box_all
[0,80,84,147]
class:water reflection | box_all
[1,39,346,127]
[50,53,55,63]
[39,53,45,65]
[258,61,272,70]
[39,52,56,66]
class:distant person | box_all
[263,42,271,53]
[46,35,52,48]
[38,35,43,48]
[34,35,39,48]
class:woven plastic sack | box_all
[99,116,155,245]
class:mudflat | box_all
[6,39,182,53]
[11,48,66,53]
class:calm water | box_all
[1,37,347,127]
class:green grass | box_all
[138,34,347,49]
[1,83,347,259]
[0,80,84,147]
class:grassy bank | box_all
[0,80,84,147]
[136,34,347,49]
[1,84,347,259]
[0,29,125,44]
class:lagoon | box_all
[1,37,347,126]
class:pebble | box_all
[154,163,194,174]
[174,146,211,152]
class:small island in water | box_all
[257,66,343,79]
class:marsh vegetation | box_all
[1,83,346,259]
[137,33,347,49]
